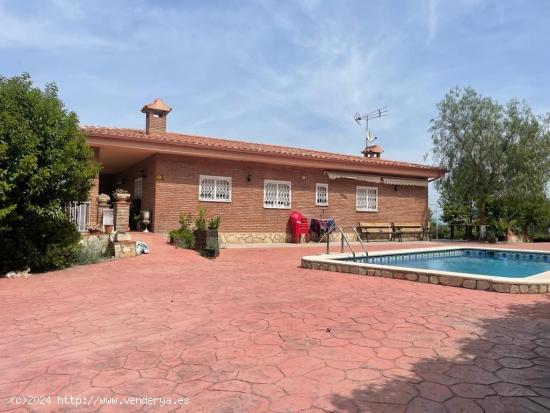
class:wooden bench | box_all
[358,222,395,242]
[392,223,429,242]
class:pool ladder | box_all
[325,224,368,260]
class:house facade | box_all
[83,99,444,243]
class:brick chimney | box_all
[362,144,383,158]
[141,98,171,134]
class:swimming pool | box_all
[301,247,550,294]
[345,249,550,278]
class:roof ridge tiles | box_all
[81,125,444,173]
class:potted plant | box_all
[87,225,101,234]
[113,188,131,202]
[97,193,111,204]
[207,216,221,243]
[193,207,208,250]
[203,237,220,258]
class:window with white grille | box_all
[134,177,143,200]
[356,186,378,212]
[315,183,328,206]
[199,175,232,202]
[264,180,291,209]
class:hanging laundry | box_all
[308,218,335,242]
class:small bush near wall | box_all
[1,217,81,274]
[170,229,195,249]
[169,212,195,249]
[77,235,111,265]
[38,219,82,271]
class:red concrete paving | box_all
[1,234,550,412]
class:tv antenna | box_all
[354,107,388,145]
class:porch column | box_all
[96,194,110,231]
[114,198,131,232]
[88,147,100,227]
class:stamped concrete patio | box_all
[1,234,550,413]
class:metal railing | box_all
[326,224,368,260]
[68,202,90,232]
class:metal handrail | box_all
[325,223,336,254]
[339,225,368,258]
[337,226,356,260]
[325,224,369,260]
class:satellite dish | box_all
[353,107,387,146]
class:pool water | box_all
[347,249,550,278]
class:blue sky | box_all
[1,0,549,210]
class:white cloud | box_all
[0,1,126,50]
[427,0,440,44]
[2,1,436,161]
[179,3,416,155]
[3,0,544,172]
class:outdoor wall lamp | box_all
[246,172,252,182]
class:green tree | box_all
[427,208,437,229]
[0,74,98,273]
[440,200,476,239]
[430,87,550,225]
[498,194,550,236]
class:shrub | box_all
[178,212,193,231]
[0,74,98,273]
[76,237,106,265]
[169,212,196,249]
[170,228,194,249]
[532,233,550,243]
[1,216,81,273]
[432,224,449,239]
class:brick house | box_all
[82,99,444,243]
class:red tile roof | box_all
[82,126,444,175]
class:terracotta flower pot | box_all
[113,192,131,202]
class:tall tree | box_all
[430,87,550,225]
[0,74,98,273]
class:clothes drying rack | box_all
[300,215,343,243]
